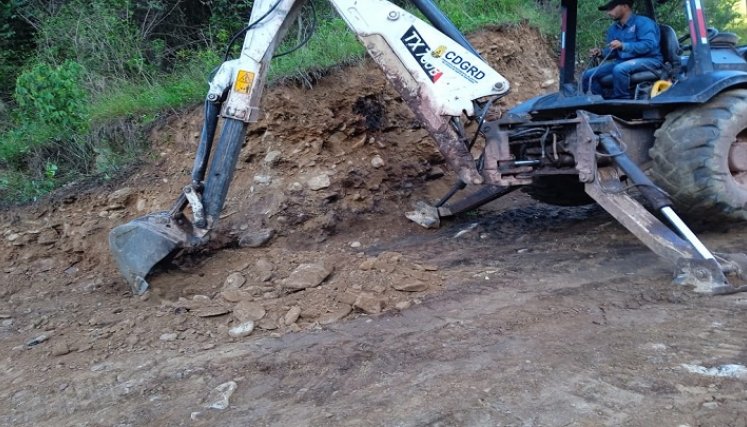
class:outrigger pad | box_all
[673,257,746,295]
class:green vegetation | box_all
[0,0,744,204]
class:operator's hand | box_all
[609,40,623,50]
[589,47,602,57]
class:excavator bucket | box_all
[109,98,223,295]
[109,211,203,295]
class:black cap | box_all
[598,0,633,11]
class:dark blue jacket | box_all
[603,14,663,61]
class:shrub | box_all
[14,60,88,130]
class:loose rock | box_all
[107,187,134,206]
[238,228,275,248]
[233,301,266,322]
[223,272,246,290]
[405,201,440,229]
[359,258,376,271]
[308,174,331,191]
[205,381,238,410]
[354,293,386,314]
[26,334,50,348]
[393,280,428,292]
[284,306,302,325]
[285,263,333,290]
[264,150,282,166]
[257,318,278,330]
[253,175,272,185]
[371,155,385,169]
[160,333,178,342]
[51,341,71,357]
[288,182,304,193]
[319,305,353,325]
[395,301,412,310]
[228,321,255,338]
[220,289,253,303]
[192,305,231,318]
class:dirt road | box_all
[3,199,747,426]
[1,26,746,426]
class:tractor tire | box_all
[649,88,747,221]
[523,175,594,206]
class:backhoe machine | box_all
[110,0,747,295]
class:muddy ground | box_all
[1,26,746,426]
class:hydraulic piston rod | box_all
[598,134,717,262]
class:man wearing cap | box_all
[582,0,663,99]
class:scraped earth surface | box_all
[2,26,747,426]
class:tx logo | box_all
[401,26,444,83]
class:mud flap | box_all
[109,212,205,295]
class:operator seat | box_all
[600,24,681,91]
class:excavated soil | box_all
[2,26,747,426]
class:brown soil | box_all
[2,26,747,426]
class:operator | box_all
[582,0,663,99]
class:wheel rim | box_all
[728,127,747,187]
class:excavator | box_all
[109,0,747,296]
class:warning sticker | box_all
[234,70,256,94]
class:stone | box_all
[107,187,134,205]
[358,257,376,271]
[51,341,71,357]
[393,280,428,292]
[318,305,352,325]
[223,272,246,290]
[288,182,304,193]
[264,150,282,166]
[405,201,440,229]
[371,155,385,169]
[220,290,253,303]
[32,257,56,273]
[285,263,333,290]
[160,333,178,342]
[37,229,58,245]
[257,318,278,330]
[284,306,301,325]
[337,292,359,306]
[541,79,556,89]
[26,334,49,347]
[192,295,211,303]
[233,301,266,322]
[205,381,238,410]
[255,258,274,273]
[308,174,331,191]
[354,293,386,314]
[228,321,255,338]
[426,166,445,180]
[192,306,231,318]
[395,301,412,310]
[253,175,272,185]
[238,228,275,248]
[350,241,362,249]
